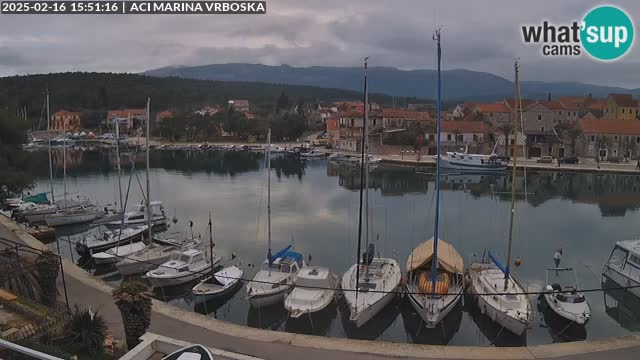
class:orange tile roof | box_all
[381,109,430,120]
[474,103,510,113]
[579,118,640,135]
[537,101,567,111]
[108,109,145,118]
[441,120,487,133]
[608,93,638,107]
[52,110,81,117]
[505,98,536,110]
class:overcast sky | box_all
[0,0,638,87]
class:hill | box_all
[144,63,640,101]
[0,72,409,124]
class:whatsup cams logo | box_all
[522,5,634,61]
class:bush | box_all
[63,306,108,356]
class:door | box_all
[530,147,542,157]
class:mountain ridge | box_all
[144,63,640,101]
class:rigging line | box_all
[54,234,640,297]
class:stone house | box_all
[578,118,640,160]
[604,94,638,120]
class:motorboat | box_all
[115,237,199,276]
[437,145,508,171]
[161,344,214,360]
[602,238,640,298]
[146,248,220,288]
[96,201,167,228]
[91,242,147,265]
[467,258,532,335]
[405,238,464,328]
[246,246,304,308]
[284,266,338,318]
[541,266,591,325]
[76,225,147,256]
[44,205,106,227]
[192,265,244,303]
[342,244,401,328]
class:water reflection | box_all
[401,299,462,345]
[25,148,640,346]
[602,275,640,331]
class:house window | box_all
[614,136,618,141]
[372,119,376,126]
[559,111,562,115]
[622,109,625,114]
[447,134,452,141]
[473,134,478,141]
[613,149,618,156]
[591,135,596,142]
[429,134,435,141]
[541,126,545,132]
[537,115,542,121]
[637,136,640,143]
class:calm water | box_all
[27,147,640,346]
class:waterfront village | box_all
[43,92,640,164]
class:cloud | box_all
[0,0,638,87]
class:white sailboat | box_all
[405,30,464,328]
[342,58,401,328]
[467,61,532,336]
[246,128,305,308]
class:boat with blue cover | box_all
[246,245,304,308]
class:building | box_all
[106,109,146,133]
[578,118,640,160]
[194,106,221,116]
[495,129,526,156]
[326,118,340,146]
[470,102,512,125]
[155,111,174,123]
[604,94,638,120]
[50,110,81,131]
[521,101,578,157]
[228,99,250,112]
[334,101,365,113]
[381,109,430,130]
[429,120,489,153]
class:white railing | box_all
[0,338,64,360]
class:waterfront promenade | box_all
[1,215,639,359]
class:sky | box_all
[0,0,639,88]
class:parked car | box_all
[560,156,579,164]
[537,156,553,163]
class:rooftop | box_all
[474,103,510,113]
[609,93,638,107]
[578,118,640,135]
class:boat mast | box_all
[364,57,371,281]
[354,57,369,301]
[46,89,55,203]
[209,212,215,277]
[267,127,272,277]
[62,107,67,209]
[145,98,152,246]
[115,119,123,211]
[504,61,520,289]
[431,28,442,294]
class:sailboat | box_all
[246,128,305,308]
[341,58,401,328]
[467,60,532,335]
[192,214,244,303]
[405,30,465,328]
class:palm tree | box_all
[497,123,513,156]
[112,280,152,350]
[63,306,107,356]
[36,250,60,309]
[0,249,41,303]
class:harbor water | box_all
[25,147,640,346]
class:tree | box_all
[63,306,107,356]
[36,250,59,308]
[497,123,513,156]
[112,280,152,350]
[595,135,611,159]
[0,111,32,201]
[276,91,290,112]
[565,125,583,156]
[0,249,41,303]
